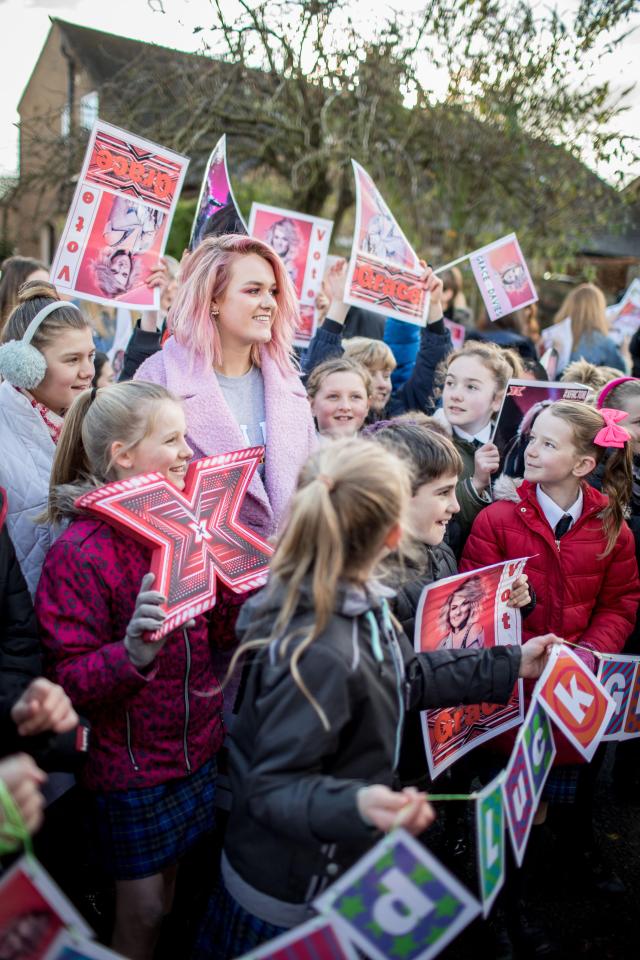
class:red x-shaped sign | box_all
[75,446,273,639]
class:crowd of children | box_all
[0,239,639,960]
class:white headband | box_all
[22,300,82,345]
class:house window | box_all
[80,91,99,131]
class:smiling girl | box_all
[136,234,316,541]
[306,357,371,438]
[0,281,94,595]
[36,381,226,960]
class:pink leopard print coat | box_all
[35,517,226,791]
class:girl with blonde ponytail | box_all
[35,381,227,960]
[196,438,560,959]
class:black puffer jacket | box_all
[0,488,41,750]
[224,577,521,910]
[391,542,458,640]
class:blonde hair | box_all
[561,359,620,393]
[439,340,523,396]
[48,381,179,525]
[554,283,608,344]
[547,400,632,556]
[2,280,89,348]
[306,356,372,399]
[227,438,411,729]
[440,575,485,633]
[343,336,397,374]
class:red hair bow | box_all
[594,407,631,449]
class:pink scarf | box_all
[15,387,64,445]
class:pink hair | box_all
[170,234,299,374]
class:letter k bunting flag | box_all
[534,645,616,761]
[75,446,273,640]
[314,829,480,960]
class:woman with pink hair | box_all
[135,234,316,540]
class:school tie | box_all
[471,438,483,450]
[554,514,572,539]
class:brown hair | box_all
[439,339,523,395]
[368,421,463,491]
[305,356,372,400]
[598,378,640,412]
[48,380,179,525]
[561,359,620,394]
[343,336,397,374]
[227,438,411,728]
[0,256,47,331]
[1,280,89,349]
[547,400,632,556]
[554,283,608,344]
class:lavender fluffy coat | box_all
[134,336,317,539]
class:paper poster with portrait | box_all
[540,315,573,375]
[492,379,592,477]
[0,857,92,960]
[414,559,528,780]
[51,121,188,311]
[44,931,124,959]
[469,234,538,322]
[189,134,247,250]
[609,278,640,343]
[345,161,430,326]
[248,203,333,347]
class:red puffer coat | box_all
[35,517,226,792]
[461,479,640,763]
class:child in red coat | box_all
[35,381,226,960]
[461,399,640,893]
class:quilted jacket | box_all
[35,514,225,792]
[0,381,57,597]
[135,337,317,540]
[461,477,640,762]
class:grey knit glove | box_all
[124,572,168,669]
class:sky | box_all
[0,0,638,186]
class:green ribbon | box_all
[0,777,34,858]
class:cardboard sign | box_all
[414,559,526,779]
[468,234,537,321]
[492,379,592,477]
[249,203,333,347]
[75,447,273,640]
[521,699,556,801]
[314,830,480,960]
[189,134,247,250]
[597,654,640,740]
[44,931,124,959]
[535,645,616,761]
[444,318,466,349]
[609,278,640,343]
[238,917,357,960]
[502,736,535,866]
[0,857,92,960]
[345,161,430,326]
[51,121,188,311]
[475,772,505,916]
[622,660,640,738]
[540,316,573,376]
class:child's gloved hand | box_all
[518,634,563,678]
[124,572,168,670]
[472,442,500,492]
[507,575,531,609]
[11,678,78,737]
[0,754,46,844]
[357,785,435,836]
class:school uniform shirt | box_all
[535,485,583,536]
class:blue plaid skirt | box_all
[86,757,217,881]
[542,764,580,804]
[193,877,287,960]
